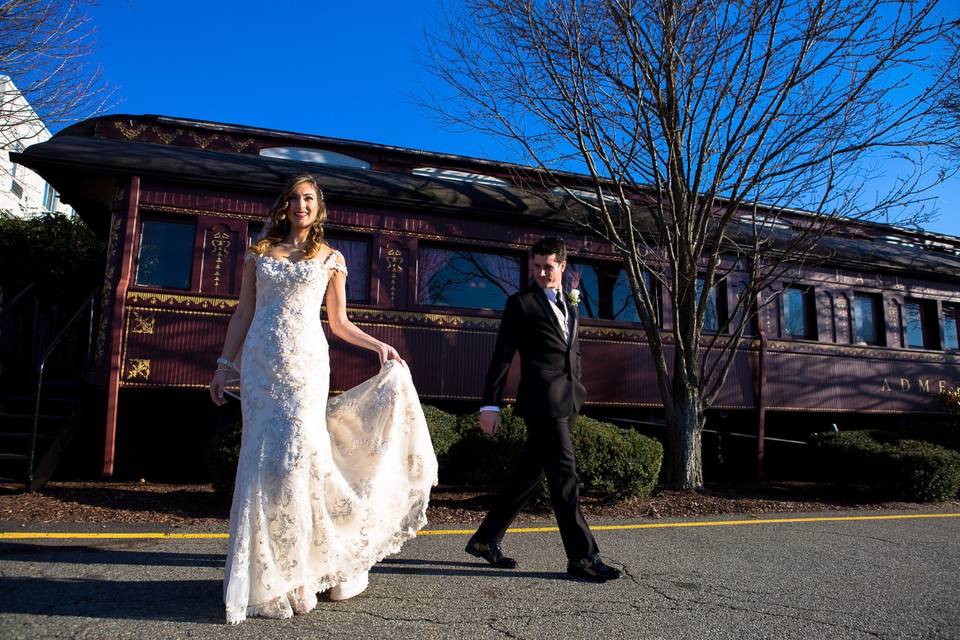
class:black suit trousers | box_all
[475,412,599,561]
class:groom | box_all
[465,236,621,582]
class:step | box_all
[0,432,55,440]
[0,413,72,423]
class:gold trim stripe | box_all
[126,291,238,309]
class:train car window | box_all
[247,223,264,246]
[326,236,370,303]
[135,218,195,290]
[852,293,885,346]
[564,262,656,324]
[944,304,959,351]
[696,277,726,332]
[417,246,521,311]
[783,286,818,340]
[904,299,939,350]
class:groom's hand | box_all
[479,411,501,436]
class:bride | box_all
[209,174,438,624]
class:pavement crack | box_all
[642,578,887,639]
[488,620,530,639]
[619,563,643,587]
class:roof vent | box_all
[550,187,621,204]
[879,235,921,249]
[411,167,511,187]
[738,213,790,230]
[259,147,370,169]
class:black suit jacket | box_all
[482,284,588,419]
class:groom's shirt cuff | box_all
[479,405,500,413]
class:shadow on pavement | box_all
[376,557,569,581]
[0,576,223,623]
[0,543,224,568]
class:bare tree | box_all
[0,0,109,148]
[426,0,957,489]
[945,32,960,158]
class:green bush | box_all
[812,430,960,502]
[422,404,462,462]
[204,403,665,503]
[444,405,528,486]
[203,411,243,499]
[0,214,105,304]
[881,423,960,456]
[438,406,662,501]
[572,415,663,499]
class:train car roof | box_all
[12,113,960,281]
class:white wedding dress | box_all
[223,250,438,624]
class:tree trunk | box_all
[666,388,705,491]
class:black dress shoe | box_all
[567,554,622,582]
[464,538,518,569]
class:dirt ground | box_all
[2,480,954,527]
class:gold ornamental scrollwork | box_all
[115,119,147,140]
[130,310,156,335]
[210,231,232,288]
[189,131,220,149]
[386,247,404,304]
[95,217,124,361]
[151,126,179,144]
[229,137,255,152]
[125,359,151,380]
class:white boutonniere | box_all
[566,289,581,306]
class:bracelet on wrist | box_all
[216,357,235,369]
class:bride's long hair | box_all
[250,174,328,259]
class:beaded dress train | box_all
[223,250,438,624]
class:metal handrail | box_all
[28,288,100,490]
[0,282,36,319]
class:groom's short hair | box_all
[531,236,567,262]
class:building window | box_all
[944,304,959,352]
[417,246,521,310]
[247,223,264,247]
[903,298,939,350]
[327,236,370,303]
[696,277,726,332]
[136,219,195,290]
[782,286,817,340]
[42,183,57,213]
[852,292,885,346]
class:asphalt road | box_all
[0,510,958,639]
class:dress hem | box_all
[225,496,433,624]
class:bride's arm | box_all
[325,254,405,366]
[209,257,257,404]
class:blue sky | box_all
[82,1,958,237]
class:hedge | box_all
[206,403,663,502]
[0,214,105,303]
[812,430,960,502]
[439,405,662,500]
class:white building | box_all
[0,76,72,219]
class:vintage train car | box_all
[13,114,960,478]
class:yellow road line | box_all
[417,512,960,535]
[1,512,958,540]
